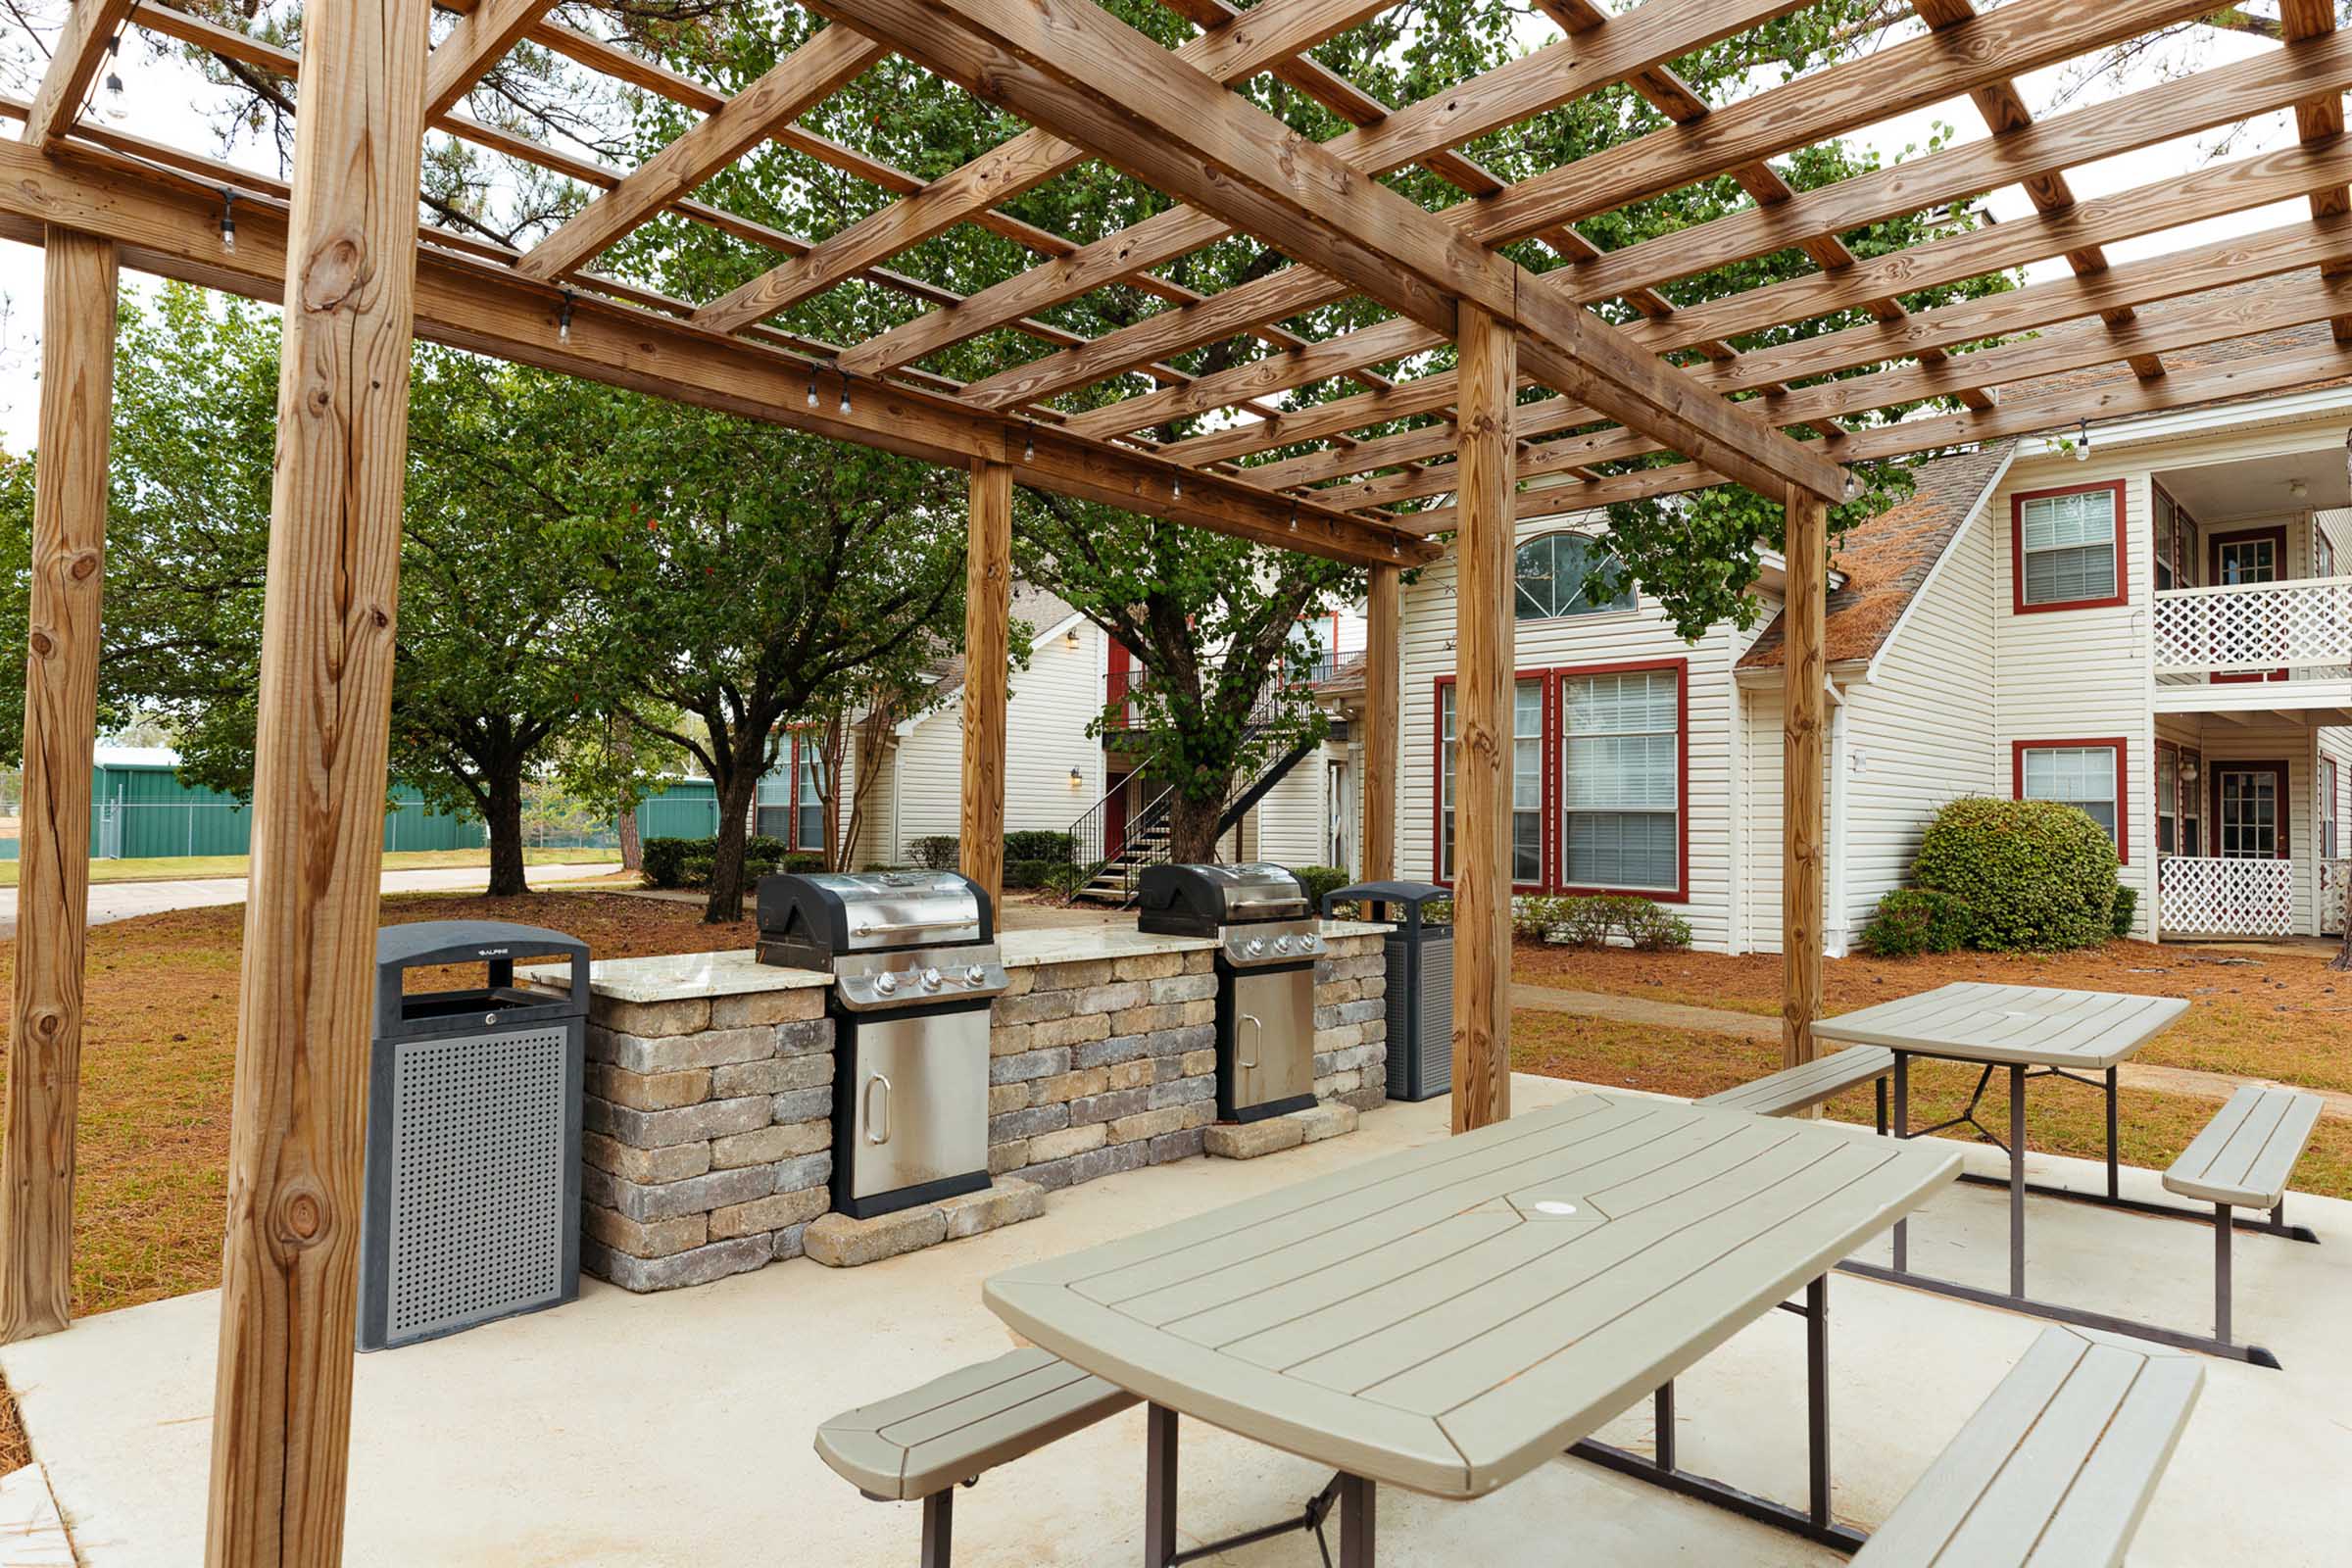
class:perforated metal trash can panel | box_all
[386,1027,569,1345]
[1385,930,1453,1101]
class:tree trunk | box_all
[484,763,528,898]
[1168,789,1226,865]
[704,764,762,923]
[617,804,642,872]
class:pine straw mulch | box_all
[1513,937,2352,1096]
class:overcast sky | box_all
[0,15,2299,454]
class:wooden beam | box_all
[814,0,1851,502]
[1450,302,1514,1134]
[0,135,1433,568]
[1167,136,2352,470]
[2279,0,2352,340]
[951,0,2218,421]
[22,0,133,147]
[516,24,887,283]
[832,0,1814,379]
[0,226,115,1346]
[1361,564,1398,885]
[959,459,1012,911]
[202,0,429,1554]
[689,0,1401,335]
[420,0,560,119]
[1783,488,1826,1068]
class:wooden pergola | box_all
[1,0,2347,1558]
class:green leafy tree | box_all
[570,409,966,921]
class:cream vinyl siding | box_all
[1396,510,1741,953]
[1733,681,1838,956]
[1837,506,2000,941]
[877,617,1106,862]
[1246,746,1329,868]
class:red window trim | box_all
[2012,737,2130,864]
[2152,479,2196,591]
[1432,657,1690,904]
[2012,479,2129,614]
[2208,759,2293,861]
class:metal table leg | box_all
[2009,1062,2027,1299]
[920,1488,952,1568]
[2117,1067,2135,1203]
[1339,1474,1376,1568]
[2215,1201,2234,1347]
[1891,1052,1909,1273]
[1146,1404,1177,1568]
[1807,1275,1831,1530]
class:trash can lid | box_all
[375,919,588,971]
[1322,880,1450,909]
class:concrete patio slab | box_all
[6,1073,2348,1566]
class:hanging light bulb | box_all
[2074,416,2090,464]
[1023,423,1035,463]
[219,189,237,254]
[557,289,574,344]
[838,371,852,415]
[103,36,122,97]
[1171,473,1182,501]
[806,373,818,409]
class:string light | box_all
[2074,416,2090,465]
[806,373,818,408]
[1170,473,1181,500]
[1022,422,1035,463]
[102,35,122,98]
[1288,502,1298,532]
[838,370,852,415]
[557,289,574,345]
[219,189,237,254]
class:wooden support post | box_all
[1450,303,1515,1134]
[1360,564,1399,883]
[202,0,430,1557]
[1783,487,1828,1067]
[0,226,116,1346]
[959,459,1012,911]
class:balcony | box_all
[2151,575,2352,716]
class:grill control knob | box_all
[873,972,899,996]
[1300,933,1320,952]
[1244,938,1267,957]
[963,965,987,987]
[921,966,944,991]
[1273,935,1294,955]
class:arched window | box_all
[1515,531,1635,621]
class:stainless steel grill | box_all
[1138,862,1320,1123]
[759,870,1009,1218]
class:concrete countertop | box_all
[521,919,1393,1003]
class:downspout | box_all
[1825,676,1854,958]
[1725,629,1746,955]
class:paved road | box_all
[0,861,620,940]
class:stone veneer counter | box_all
[529,919,1391,1293]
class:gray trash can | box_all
[359,920,588,1350]
[1322,881,1453,1102]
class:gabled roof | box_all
[1740,443,2012,671]
[923,583,1084,703]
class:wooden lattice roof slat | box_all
[685,0,1399,335]
[2280,0,2352,341]
[423,0,561,118]
[953,0,2215,427]
[831,0,1812,383]
[1174,134,2352,472]
[24,0,132,148]
[515,24,887,281]
[820,0,1854,501]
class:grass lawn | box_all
[0,891,748,1319]
[0,845,619,888]
[1515,937,2352,1096]
[1510,1009,2352,1202]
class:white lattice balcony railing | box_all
[2153,575,2352,677]
[2158,855,2297,937]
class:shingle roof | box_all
[926,583,1082,698]
[1740,443,2010,671]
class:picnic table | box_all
[1813,980,2285,1362]
[985,1092,1959,1564]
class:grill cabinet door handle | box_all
[865,1072,892,1146]
[1239,1013,1262,1069]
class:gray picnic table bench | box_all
[1812,981,2321,1366]
[817,1092,2205,1565]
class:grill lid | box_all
[1137,862,1308,936]
[757,870,991,967]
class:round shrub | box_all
[1912,798,2119,952]
[1287,865,1352,913]
[1859,888,1973,958]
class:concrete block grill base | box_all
[529,924,1391,1293]
[1204,1102,1359,1159]
[803,1180,1046,1268]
